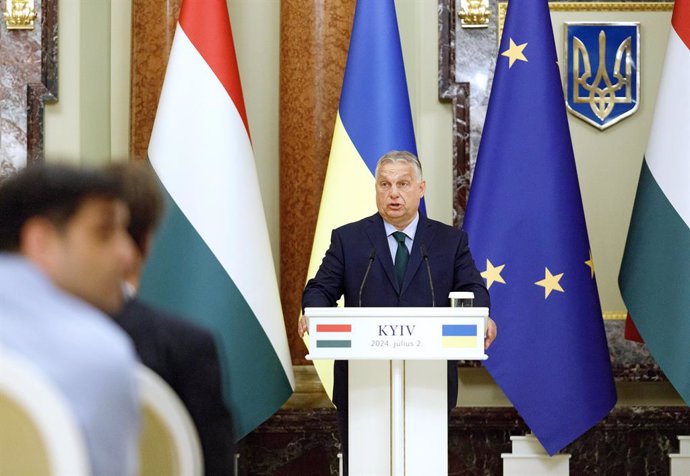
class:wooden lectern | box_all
[305,299,488,476]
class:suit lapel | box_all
[365,213,399,292]
[401,214,438,294]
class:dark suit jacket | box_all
[302,212,490,411]
[115,298,235,476]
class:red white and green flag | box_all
[619,0,690,405]
[140,0,295,439]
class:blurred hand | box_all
[485,317,497,350]
[298,316,308,338]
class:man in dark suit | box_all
[108,162,235,476]
[299,150,497,470]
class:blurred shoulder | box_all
[119,298,214,346]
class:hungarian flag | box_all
[619,0,690,405]
[140,0,295,439]
[303,0,420,398]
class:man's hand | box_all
[485,317,497,350]
[298,316,308,338]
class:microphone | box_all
[420,245,435,307]
[358,248,376,307]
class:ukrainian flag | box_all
[304,0,420,399]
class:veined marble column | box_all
[130,0,180,160]
[279,0,355,364]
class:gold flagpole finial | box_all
[4,0,37,30]
[459,0,491,29]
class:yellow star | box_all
[481,259,506,289]
[501,38,528,68]
[535,267,564,299]
[585,251,595,278]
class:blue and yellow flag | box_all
[463,0,616,454]
[304,0,419,398]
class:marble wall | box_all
[0,0,57,175]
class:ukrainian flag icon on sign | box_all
[564,23,640,130]
[441,324,478,349]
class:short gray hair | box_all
[374,150,423,182]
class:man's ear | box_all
[19,217,60,270]
[140,230,155,260]
[419,180,427,198]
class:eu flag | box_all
[463,0,616,454]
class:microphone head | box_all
[420,244,428,258]
[369,248,376,260]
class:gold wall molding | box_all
[548,2,673,12]
[499,2,674,35]
[604,311,628,320]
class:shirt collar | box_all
[383,213,419,240]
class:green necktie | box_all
[393,231,409,287]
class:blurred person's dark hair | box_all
[0,164,124,252]
[105,161,164,254]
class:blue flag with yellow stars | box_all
[463,0,616,455]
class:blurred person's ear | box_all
[141,231,156,260]
[19,217,62,275]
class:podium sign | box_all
[306,307,488,360]
[305,306,488,476]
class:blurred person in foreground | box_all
[0,164,140,476]
[107,161,236,476]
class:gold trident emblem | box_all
[573,30,632,121]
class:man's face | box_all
[47,197,135,315]
[375,161,426,230]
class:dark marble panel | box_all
[0,0,46,171]
[458,320,666,383]
[26,0,58,165]
[566,407,690,476]
[606,320,664,382]
[438,0,456,100]
[0,0,56,169]
[449,407,523,475]
[452,86,470,227]
[238,409,341,476]
[238,407,690,475]
[440,0,498,227]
